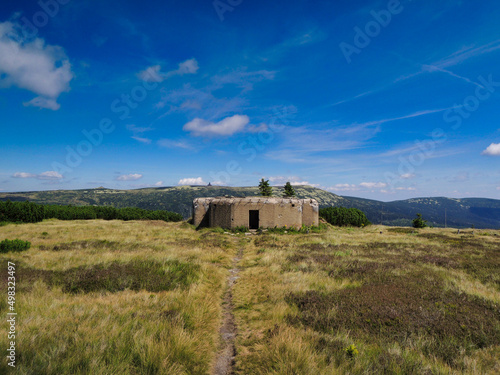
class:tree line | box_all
[0,200,183,224]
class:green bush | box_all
[0,239,31,253]
[412,213,427,228]
[0,200,183,224]
[319,207,371,227]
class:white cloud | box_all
[116,174,143,181]
[138,65,163,82]
[326,184,359,192]
[127,124,153,144]
[131,136,151,144]
[211,69,275,91]
[138,58,199,82]
[247,123,268,133]
[178,177,206,185]
[183,115,249,137]
[126,124,153,133]
[395,187,416,191]
[157,139,193,149]
[268,176,318,187]
[154,181,163,186]
[0,20,73,110]
[175,58,199,75]
[12,172,36,178]
[38,171,63,180]
[400,173,416,179]
[360,182,387,189]
[328,182,388,192]
[482,143,500,156]
[12,171,62,180]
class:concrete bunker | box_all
[193,197,319,229]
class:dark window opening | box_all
[249,210,259,229]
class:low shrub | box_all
[0,239,31,253]
[319,207,371,227]
[19,259,199,294]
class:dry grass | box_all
[233,225,500,375]
[1,221,499,374]
[0,220,235,374]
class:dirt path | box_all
[212,248,243,375]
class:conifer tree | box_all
[258,178,273,196]
[283,182,296,197]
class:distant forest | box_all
[0,200,183,224]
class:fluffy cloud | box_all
[116,174,143,181]
[178,177,206,185]
[359,182,387,189]
[0,20,73,110]
[327,184,359,192]
[482,143,500,156]
[12,171,63,180]
[268,176,318,187]
[154,181,164,186]
[183,115,249,137]
[400,173,415,179]
[138,58,199,82]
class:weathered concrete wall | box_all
[193,198,212,227]
[210,201,232,229]
[302,199,319,226]
[193,197,319,229]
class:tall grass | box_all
[1,221,499,373]
[0,219,235,374]
[232,225,500,374]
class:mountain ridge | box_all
[1,186,499,229]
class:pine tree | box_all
[412,213,427,228]
[283,182,296,197]
[258,178,273,196]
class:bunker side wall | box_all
[302,201,319,226]
[193,199,211,227]
[210,203,232,229]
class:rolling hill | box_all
[1,185,499,228]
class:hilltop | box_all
[1,186,500,228]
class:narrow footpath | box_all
[212,248,243,375]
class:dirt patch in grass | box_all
[286,271,500,367]
[18,259,199,293]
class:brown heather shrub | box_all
[18,259,199,294]
[286,271,500,368]
[39,239,122,251]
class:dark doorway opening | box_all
[249,210,259,229]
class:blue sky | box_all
[1,0,500,200]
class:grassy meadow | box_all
[0,220,499,374]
